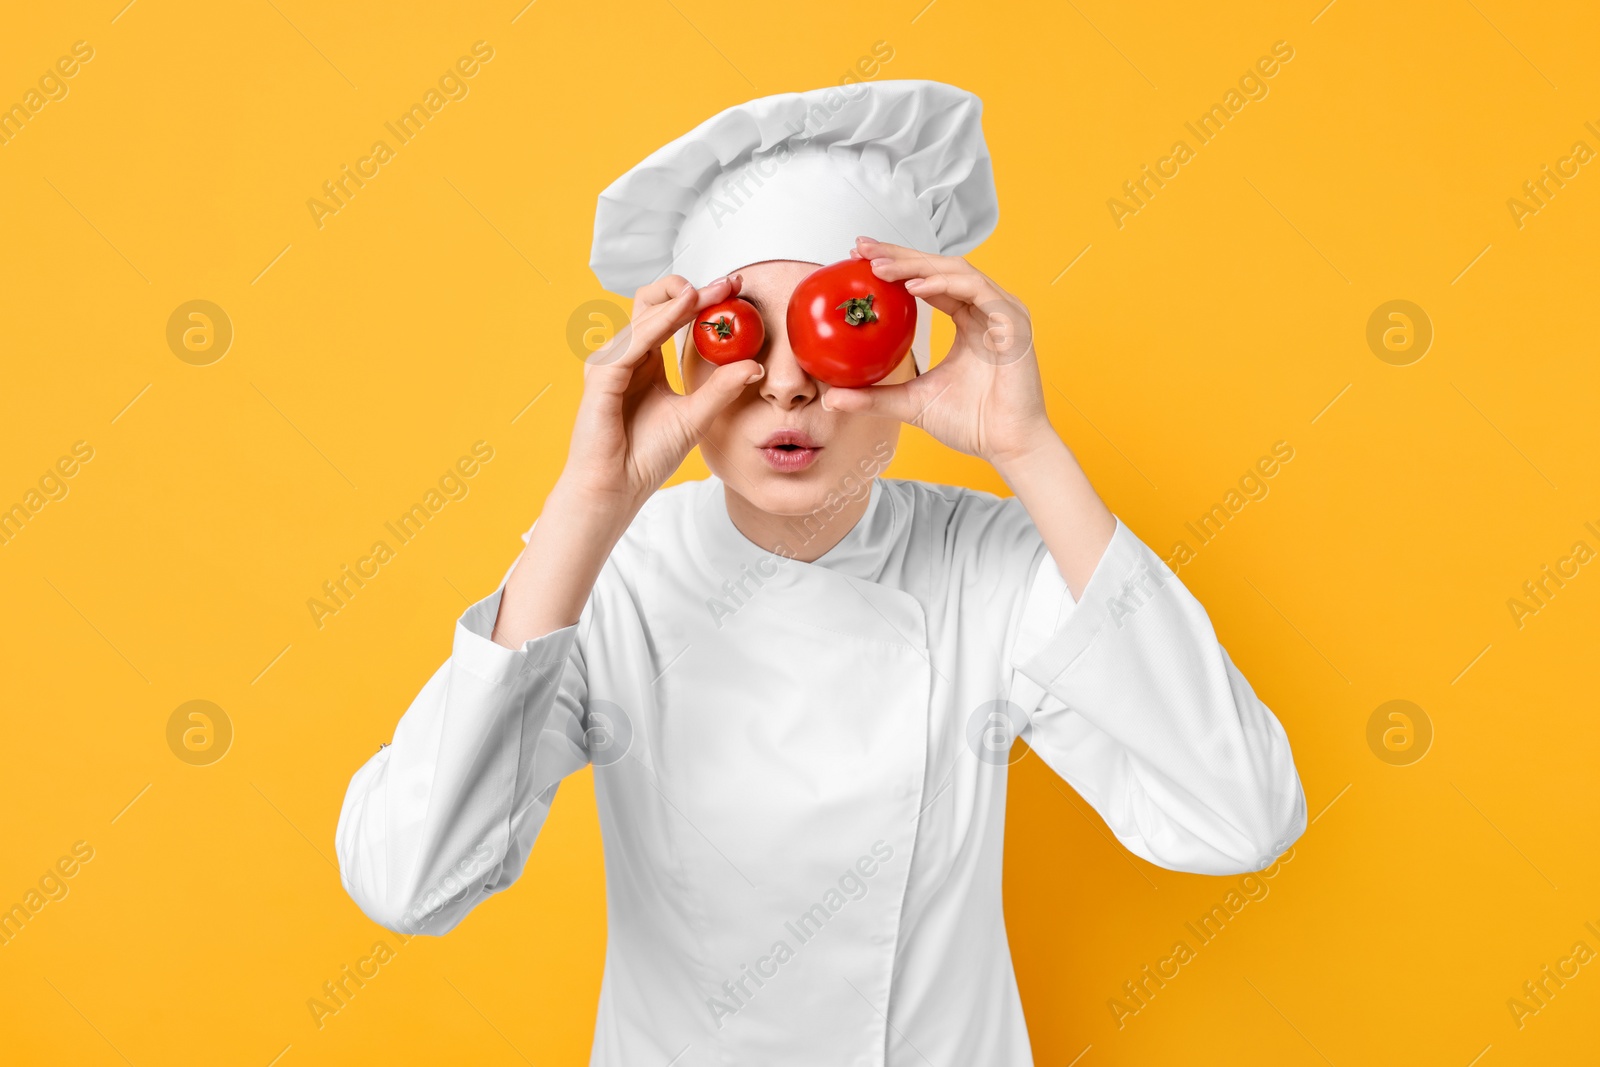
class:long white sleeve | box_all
[1002,511,1308,875]
[334,530,594,935]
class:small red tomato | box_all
[692,297,765,365]
[786,257,917,388]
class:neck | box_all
[723,480,872,563]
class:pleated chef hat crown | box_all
[589,79,999,376]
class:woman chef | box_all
[335,80,1308,1066]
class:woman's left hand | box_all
[820,236,1055,468]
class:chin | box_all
[725,454,866,517]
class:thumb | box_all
[821,380,924,424]
[682,359,764,432]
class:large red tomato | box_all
[691,297,765,365]
[786,258,917,388]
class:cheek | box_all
[821,417,900,476]
[697,392,754,456]
[696,407,762,489]
[702,405,739,442]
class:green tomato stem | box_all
[836,294,878,327]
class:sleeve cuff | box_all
[1014,515,1163,690]
[451,583,578,688]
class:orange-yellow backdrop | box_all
[3,1,1597,1064]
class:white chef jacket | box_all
[335,473,1307,1066]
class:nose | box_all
[758,324,819,410]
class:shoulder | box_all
[883,478,1047,624]
[610,476,707,563]
[880,476,1035,549]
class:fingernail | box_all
[731,273,742,285]
[870,257,893,269]
[855,236,877,245]
[905,278,927,291]
[746,370,763,384]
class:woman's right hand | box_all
[560,273,764,518]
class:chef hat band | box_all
[671,148,941,283]
[590,79,1000,379]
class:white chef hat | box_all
[589,79,999,378]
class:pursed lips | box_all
[756,429,822,471]
[757,429,821,451]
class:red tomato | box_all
[692,298,765,365]
[786,257,917,388]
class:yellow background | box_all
[3,0,1596,1063]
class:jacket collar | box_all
[694,472,899,585]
